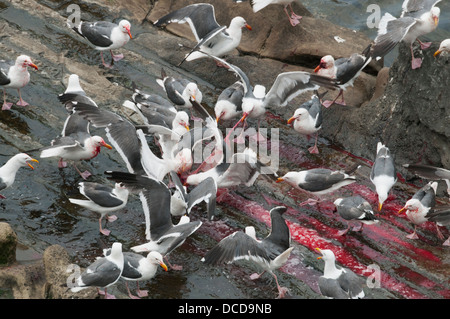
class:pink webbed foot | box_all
[16,99,29,107]
[276,286,289,299]
[58,159,67,168]
[337,228,350,236]
[419,42,432,50]
[112,53,124,62]
[100,228,111,236]
[289,17,301,27]
[308,145,319,154]
[137,289,149,298]
[321,100,334,108]
[411,57,423,69]
[2,102,13,110]
[406,232,419,239]
[442,237,450,246]
[98,289,116,299]
[250,272,263,280]
[299,198,319,206]
[106,214,118,223]
[0,194,6,199]
[80,170,92,180]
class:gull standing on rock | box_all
[68,182,129,236]
[0,55,38,110]
[333,195,379,236]
[370,0,441,69]
[70,242,124,299]
[70,19,132,68]
[313,45,372,108]
[154,3,251,65]
[315,248,365,299]
[276,167,357,206]
[370,142,397,211]
[287,94,323,154]
[250,0,303,27]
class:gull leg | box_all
[284,5,301,26]
[2,90,13,110]
[308,133,319,154]
[417,39,432,50]
[73,163,92,180]
[406,226,419,239]
[99,217,111,236]
[410,44,423,69]
[136,282,149,298]
[111,50,124,62]
[337,223,350,236]
[16,89,29,107]
[250,271,265,280]
[289,4,303,19]
[273,273,289,299]
[322,90,345,108]
[101,51,112,68]
[126,282,141,299]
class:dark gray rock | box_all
[320,42,450,173]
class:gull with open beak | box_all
[0,153,39,199]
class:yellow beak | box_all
[160,261,168,271]
[27,158,39,170]
[276,178,284,183]
[315,247,322,259]
[287,116,295,124]
[434,50,442,57]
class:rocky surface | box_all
[0,0,448,300]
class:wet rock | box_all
[43,244,98,299]
[0,222,17,266]
[321,42,450,171]
[146,0,382,73]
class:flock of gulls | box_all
[0,0,449,300]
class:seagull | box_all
[70,242,124,299]
[370,142,397,211]
[104,170,203,269]
[287,94,322,154]
[156,68,203,109]
[69,99,192,181]
[370,0,441,69]
[122,88,179,128]
[0,153,39,199]
[333,196,379,236]
[39,76,112,179]
[202,206,294,299]
[203,53,338,143]
[403,163,450,197]
[426,206,450,246]
[434,39,450,57]
[315,248,365,299]
[68,182,129,236]
[154,3,251,65]
[398,181,437,240]
[0,55,38,110]
[103,249,168,299]
[39,129,112,180]
[169,171,217,220]
[185,147,275,189]
[70,19,132,67]
[276,167,357,206]
[250,0,303,27]
[214,81,244,122]
[313,45,372,107]
[123,92,190,158]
